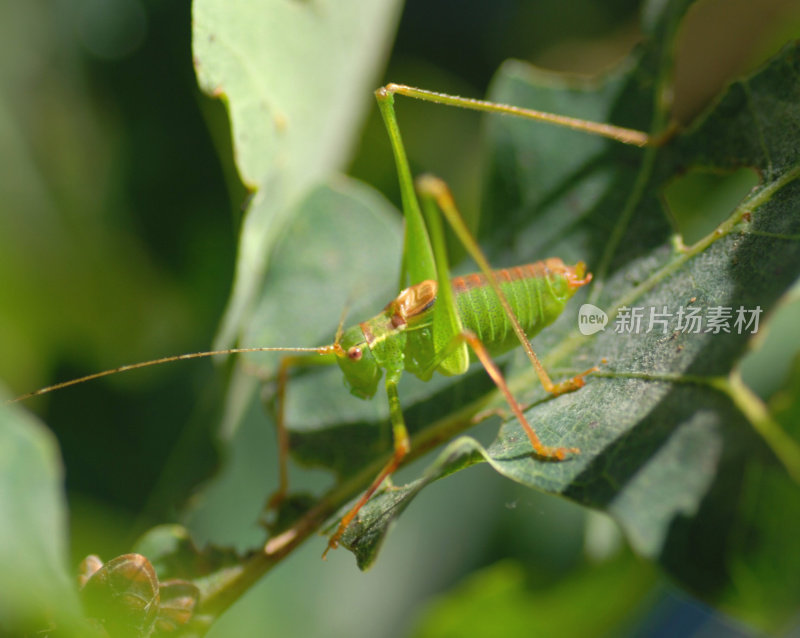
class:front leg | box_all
[268,352,338,511]
[324,371,409,559]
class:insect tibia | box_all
[377,83,651,147]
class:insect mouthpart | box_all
[564,261,593,289]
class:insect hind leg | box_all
[425,329,579,460]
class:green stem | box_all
[546,162,800,368]
[716,372,800,485]
[194,383,498,626]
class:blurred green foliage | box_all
[0,0,238,555]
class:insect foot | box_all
[550,365,600,396]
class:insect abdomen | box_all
[452,259,589,357]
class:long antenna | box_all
[6,346,338,404]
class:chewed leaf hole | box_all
[662,167,759,245]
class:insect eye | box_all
[347,346,362,361]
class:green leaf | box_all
[0,394,83,634]
[473,34,800,621]
[192,0,404,349]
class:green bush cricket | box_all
[9,83,652,558]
